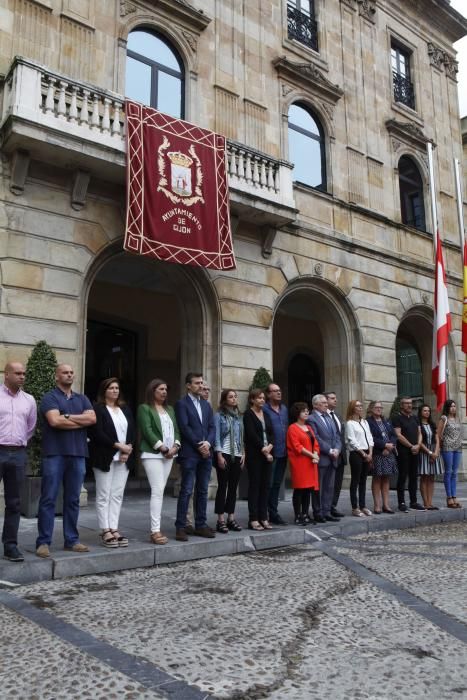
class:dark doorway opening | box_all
[287,353,321,407]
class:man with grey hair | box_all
[308,394,342,523]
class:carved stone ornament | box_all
[282,83,294,97]
[319,101,335,122]
[120,0,136,16]
[273,56,343,105]
[422,293,430,305]
[391,138,403,153]
[182,30,197,52]
[443,53,459,80]
[357,0,376,22]
[385,119,434,152]
[314,262,323,276]
[427,42,444,70]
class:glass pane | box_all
[288,105,319,135]
[299,0,311,16]
[157,71,182,118]
[289,128,322,187]
[125,56,151,105]
[127,30,181,72]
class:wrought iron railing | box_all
[287,4,318,52]
[392,71,415,110]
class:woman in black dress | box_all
[418,404,443,510]
[243,388,274,531]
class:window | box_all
[398,156,426,231]
[287,1,318,52]
[125,29,184,118]
[288,104,326,190]
[391,43,415,110]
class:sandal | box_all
[150,531,168,545]
[101,530,118,548]
[248,521,264,531]
[361,508,372,516]
[110,529,129,547]
[352,508,364,517]
[227,519,242,532]
[216,520,229,534]
[260,520,273,530]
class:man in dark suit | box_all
[308,394,341,523]
[175,372,216,541]
[325,391,346,518]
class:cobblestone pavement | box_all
[1,521,467,699]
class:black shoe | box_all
[185,525,195,535]
[216,521,229,533]
[325,515,340,522]
[270,515,287,525]
[331,509,345,518]
[4,545,24,562]
[398,503,409,513]
[193,526,215,538]
[314,516,326,524]
[294,515,307,526]
[410,502,426,511]
[226,519,242,531]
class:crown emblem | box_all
[167,151,193,168]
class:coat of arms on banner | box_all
[157,136,204,206]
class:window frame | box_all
[126,28,185,118]
[391,41,415,111]
[398,154,426,232]
[288,102,327,192]
[286,0,318,53]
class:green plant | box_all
[249,367,273,392]
[24,340,58,476]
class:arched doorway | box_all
[396,309,432,408]
[83,248,220,411]
[273,280,360,410]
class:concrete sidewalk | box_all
[1,482,466,585]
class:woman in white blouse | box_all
[345,400,374,517]
[89,377,136,547]
[137,379,181,545]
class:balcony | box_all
[1,58,296,225]
[287,3,318,52]
[392,71,415,111]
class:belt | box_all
[0,445,25,450]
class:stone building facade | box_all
[0,0,467,469]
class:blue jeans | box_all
[442,450,462,498]
[0,446,26,547]
[268,456,287,518]
[175,456,212,530]
[36,456,86,548]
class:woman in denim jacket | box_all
[214,389,245,532]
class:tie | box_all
[329,411,339,431]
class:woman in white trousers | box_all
[137,379,181,544]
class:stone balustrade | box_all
[1,57,295,218]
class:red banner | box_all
[124,101,235,270]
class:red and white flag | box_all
[431,234,452,409]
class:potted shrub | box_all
[20,341,57,517]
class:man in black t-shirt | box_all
[392,397,424,512]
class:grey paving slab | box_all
[250,527,305,550]
[155,537,238,565]
[0,553,53,584]
[53,544,156,579]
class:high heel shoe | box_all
[259,520,273,530]
[248,521,264,531]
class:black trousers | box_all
[397,447,418,505]
[0,446,26,547]
[349,451,368,509]
[247,458,272,522]
[332,457,345,509]
[215,454,242,515]
[293,488,310,517]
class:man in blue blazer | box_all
[175,372,216,541]
[308,394,342,523]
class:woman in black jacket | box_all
[243,388,274,530]
[88,377,136,548]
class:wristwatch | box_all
[64,414,70,420]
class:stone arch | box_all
[395,304,460,410]
[272,276,362,408]
[79,240,221,404]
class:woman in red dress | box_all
[286,402,320,525]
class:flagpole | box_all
[427,142,438,258]
[454,158,465,247]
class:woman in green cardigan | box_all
[137,378,181,545]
